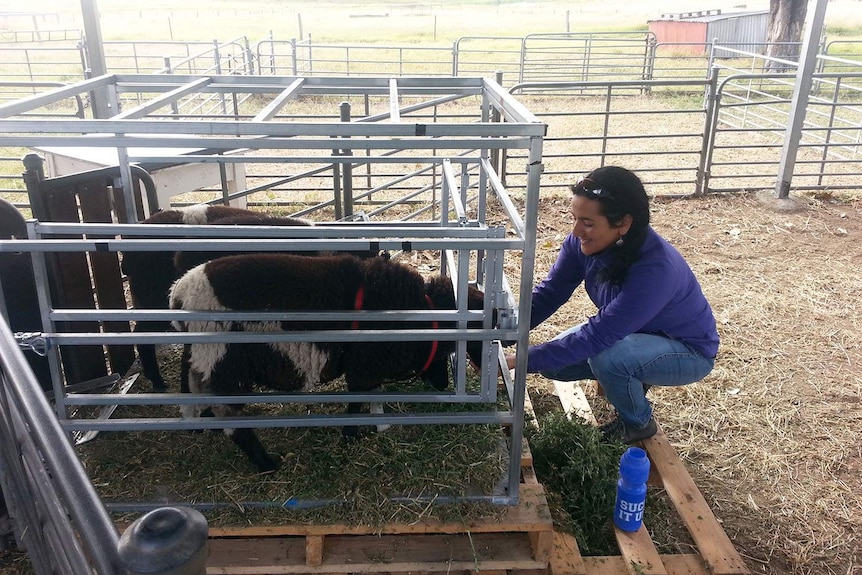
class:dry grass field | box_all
[19,0,776,42]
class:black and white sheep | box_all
[168,252,485,472]
[122,205,325,391]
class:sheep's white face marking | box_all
[179,204,211,225]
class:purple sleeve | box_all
[528,233,584,329]
[526,257,677,373]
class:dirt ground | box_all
[519,189,861,575]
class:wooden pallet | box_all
[202,480,553,574]
[549,380,750,575]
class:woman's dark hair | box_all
[570,166,651,285]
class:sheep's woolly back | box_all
[170,260,334,391]
[178,204,210,225]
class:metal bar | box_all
[251,78,305,121]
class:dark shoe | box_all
[600,416,657,444]
[599,418,625,440]
[622,417,658,444]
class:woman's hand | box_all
[504,353,517,371]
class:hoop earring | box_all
[615,237,624,247]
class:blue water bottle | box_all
[613,446,651,532]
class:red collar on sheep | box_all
[420,295,440,374]
[351,285,439,375]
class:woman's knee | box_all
[587,348,631,381]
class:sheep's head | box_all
[422,275,495,384]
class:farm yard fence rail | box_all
[507,76,718,196]
[1,37,861,201]
[0,313,122,574]
[504,64,862,196]
[708,69,862,193]
[9,34,862,94]
[4,33,835,97]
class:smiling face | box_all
[570,195,633,256]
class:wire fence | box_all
[0,34,860,201]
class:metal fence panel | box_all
[521,32,655,84]
[0,314,124,574]
[508,76,716,196]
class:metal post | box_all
[509,134,544,500]
[491,71,503,176]
[79,0,112,118]
[22,153,48,220]
[451,41,458,76]
[774,0,829,199]
[696,67,720,196]
[339,101,354,218]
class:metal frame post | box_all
[774,0,829,199]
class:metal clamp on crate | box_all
[14,332,48,356]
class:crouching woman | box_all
[505,165,719,443]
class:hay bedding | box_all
[78,347,510,528]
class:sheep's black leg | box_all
[137,342,166,391]
[213,403,278,471]
[179,343,191,394]
[225,427,278,472]
[133,318,172,391]
[342,402,363,441]
[342,401,381,440]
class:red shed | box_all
[648,9,769,55]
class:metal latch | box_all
[14,332,49,356]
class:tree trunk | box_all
[765,0,808,71]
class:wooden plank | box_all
[552,380,597,425]
[523,380,540,430]
[43,184,107,384]
[305,535,324,567]
[521,463,539,486]
[583,554,710,575]
[206,532,547,574]
[613,525,667,575]
[77,179,135,375]
[521,436,534,467]
[661,554,713,575]
[208,483,553,538]
[529,528,554,562]
[641,425,749,575]
[549,531,587,575]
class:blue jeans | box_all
[538,324,715,428]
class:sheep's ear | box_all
[467,284,485,310]
[424,275,452,299]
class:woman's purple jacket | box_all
[525,227,719,373]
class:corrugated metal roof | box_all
[649,9,768,23]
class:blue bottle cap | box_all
[619,446,651,483]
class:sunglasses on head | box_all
[575,177,613,199]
